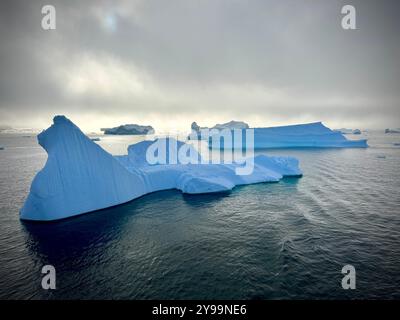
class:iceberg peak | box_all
[53,115,70,124]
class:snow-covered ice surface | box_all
[20,116,302,221]
[209,122,368,149]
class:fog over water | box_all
[0,0,400,132]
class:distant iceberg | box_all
[0,127,40,134]
[189,120,249,139]
[101,124,155,135]
[385,128,400,134]
[334,128,353,134]
[20,116,302,221]
[333,128,361,135]
[0,125,12,132]
[209,122,368,149]
[213,120,249,130]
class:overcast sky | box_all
[0,0,399,132]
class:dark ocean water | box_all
[0,132,399,299]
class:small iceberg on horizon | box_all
[189,120,249,140]
[334,128,353,134]
[101,124,155,135]
[333,128,362,135]
[385,128,400,134]
[20,116,302,221]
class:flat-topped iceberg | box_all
[209,122,368,149]
[101,124,154,135]
[20,116,302,221]
[385,128,400,134]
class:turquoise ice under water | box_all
[0,132,399,299]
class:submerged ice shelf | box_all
[20,116,302,221]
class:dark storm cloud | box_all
[0,0,399,129]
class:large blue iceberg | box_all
[209,122,368,149]
[20,116,302,221]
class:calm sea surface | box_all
[0,131,399,299]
